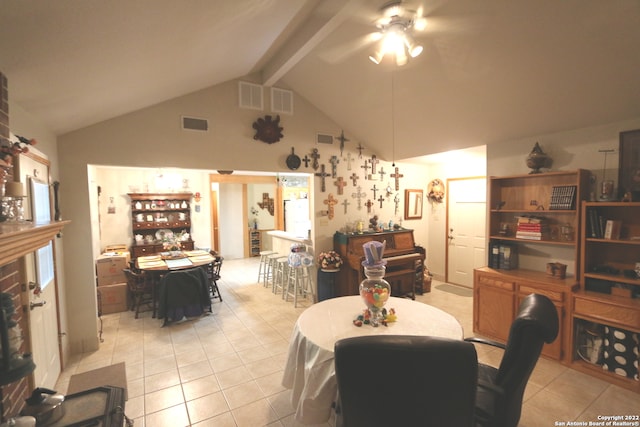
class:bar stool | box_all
[265,253,282,289]
[273,256,290,295]
[257,250,277,286]
[285,265,314,307]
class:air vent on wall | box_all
[239,81,263,110]
[271,87,293,115]
[316,133,334,144]
[182,116,209,132]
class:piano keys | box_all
[333,229,426,298]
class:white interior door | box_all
[18,153,61,388]
[446,178,487,288]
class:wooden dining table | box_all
[135,250,215,271]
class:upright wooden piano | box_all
[333,229,425,298]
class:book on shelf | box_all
[489,241,500,268]
[603,219,622,240]
[515,215,543,224]
[515,216,548,240]
[587,209,615,239]
[549,185,577,210]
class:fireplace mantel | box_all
[0,220,70,266]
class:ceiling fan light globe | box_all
[409,44,423,58]
[413,17,427,31]
[369,51,384,64]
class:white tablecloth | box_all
[282,296,464,424]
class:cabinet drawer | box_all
[573,297,640,330]
[477,274,515,291]
[132,245,159,257]
[519,285,564,302]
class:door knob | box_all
[448,228,454,241]
[30,301,46,310]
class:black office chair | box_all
[123,268,155,319]
[465,293,559,427]
[334,335,478,427]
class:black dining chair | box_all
[122,268,155,319]
[156,267,211,326]
[205,254,223,302]
[465,293,559,427]
[334,335,478,427]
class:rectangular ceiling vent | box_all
[181,116,209,132]
[271,87,293,115]
[239,81,263,110]
[316,133,334,144]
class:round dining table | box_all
[281,295,464,425]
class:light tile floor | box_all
[55,258,639,426]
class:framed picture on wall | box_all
[618,129,640,201]
[404,189,423,220]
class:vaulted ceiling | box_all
[1,0,639,161]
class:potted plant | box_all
[317,250,343,272]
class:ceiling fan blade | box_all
[318,31,381,64]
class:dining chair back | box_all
[465,293,559,427]
[334,335,478,427]
[157,267,211,326]
[205,255,223,302]
[122,268,154,319]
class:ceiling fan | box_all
[318,1,428,66]
[318,0,488,68]
[367,1,427,66]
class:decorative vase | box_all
[359,265,391,326]
[526,142,550,174]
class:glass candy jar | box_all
[359,265,391,326]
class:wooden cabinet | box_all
[475,170,590,362]
[474,267,574,361]
[128,193,194,258]
[570,201,640,392]
[249,229,261,257]
[487,169,590,277]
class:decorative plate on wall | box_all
[253,115,283,144]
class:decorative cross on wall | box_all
[336,130,349,156]
[329,155,340,178]
[352,186,366,210]
[361,162,370,178]
[258,192,275,216]
[394,193,400,215]
[315,164,331,192]
[378,166,386,181]
[341,198,350,214]
[345,152,353,171]
[323,193,338,219]
[302,155,311,168]
[350,173,359,186]
[369,155,379,175]
[334,177,347,195]
[390,166,404,190]
[357,143,365,158]
[378,195,385,208]
[311,148,320,170]
[365,199,374,214]
[370,184,379,200]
